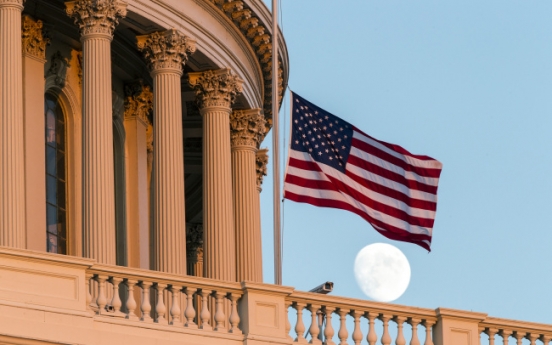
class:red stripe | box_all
[283,191,432,251]
[347,155,439,195]
[352,138,442,178]
[288,157,323,173]
[353,126,439,162]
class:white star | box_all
[321,142,325,146]
[325,149,329,153]
[315,144,319,148]
[295,140,299,144]
[338,138,342,142]
[309,148,312,152]
[344,135,348,139]
[324,116,329,120]
[329,123,333,127]
[342,146,346,149]
[318,152,322,156]
[296,109,299,113]
[315,111,318,114]
[334,131,337,135]
[302,134,306,138]
[329,157,333,160]
[308,131,312,135]
[323,126,327,130]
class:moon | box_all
[354,243,411,302]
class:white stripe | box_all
[349,147,440,187]
[372,223,433,245]
[284,181,432,236]
[287,152,436,219]
[346,163,438,203]
[353,131,443,170]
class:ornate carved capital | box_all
[65,0,127,38]
[186,223,203,261]
[188,68,244,110]
[256,148,268,189]
[230,108,266,148]
[0,0,24,9]
[137,29,196,74]
[22,15,49,59]
[124,80,153,126]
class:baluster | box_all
[109,277,124,316]
[139,281,153,322]
[513,331,524,345]
[155,283,167,324]
[499,330,512,345]
[394,316,406,345]
[183,287,197,328]
[485,328,498,345]
[85,273,93,312]
[95,275,108,314]
[380,314,392,345]
[308,304,321,344]
[294,302,307,343]
[407,318,421,345]
[169,285,182,326]
[199,289,212,330]
[422,320,434,345]
[541,335,551,345]
[125,279,139,320]
[323,307,336,345]
[527,333,538,345]
[366,312,378,345]
[337,309,349,345]
[351,311,363,345]
[228,293,242,334]
[213,291,226,331]
[286,302,293,340]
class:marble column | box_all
[123,82,152,269]
[188,69,243,281]
[137,29,196,275]
[0,0,25,248]
[22,15,49,251]
[255,148,268,275]
[230,109,265,282]
[66,0,127,264]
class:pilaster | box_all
[0,0,26,248]
[230,109,265,282]
[22,15,49,251]
[66,0,127,264]
[123,81,152,269]
[137,29,196,275]
[188,68,243,282]
[433,308,487,345]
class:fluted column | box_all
[255,148,268,275]
[230,109,265,282]
[137,29,196,275]
[66,0,127,264]
[0,0,25,248]
[188,69,243,281]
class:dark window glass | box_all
[45,94,67,254]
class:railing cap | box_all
[436,307,487,321]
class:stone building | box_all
[0,0,549,344]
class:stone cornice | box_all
[65,0,127,38]
[230,108,265,148]
[124,80,153,127]
[188,68,244,110]
[204,0,285,126]
[256,148,268,189]
[21,15,49,60]
[136,29,196,74]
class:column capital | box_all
[124,80,152,126]
[137,29,196,74]
[65,0,127,38]
[255,148,268,190]
[188,68,243,110]
[230,108,266,148]
[22,15,49,60]
[0,0,24,9]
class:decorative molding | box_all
[124,80,153,126]
[46,51,69,88]
[21,15,49,60]
[75,50,83,85]
[256,148,268,188]
[136,29,196,73]
[188,68,244,109]
[230,108,265,147]
[65,0,127,37]
[186,223,203,260]
[146,123,153,153]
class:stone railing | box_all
[0,247,550,345]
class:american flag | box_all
[283,92,443,251]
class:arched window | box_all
[45,94,67,254]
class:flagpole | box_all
[271,0,282,285]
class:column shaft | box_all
[153,71,186,275]
[82,36,116,264]
[203,108,235,281]
[0,2,25,248]
[233,146,262,281]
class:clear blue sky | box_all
[260,1,552,324]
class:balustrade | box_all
[478,319,552,345]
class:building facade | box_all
[0,0,549,344]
